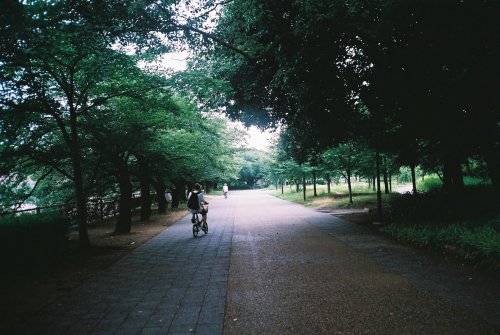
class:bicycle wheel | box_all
[192,224,199,238]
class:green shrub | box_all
[463,176,491,187]
[335,193,391,209]
[0,212,69,275]
[417,175,443,192]
[416,175,490,193]
[389,186,499,224]
[380,218,500,267]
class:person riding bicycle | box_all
[187,183,209,227]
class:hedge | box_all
[0,212,69,275]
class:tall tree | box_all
[322,141,372,204]
[1,3,133,247]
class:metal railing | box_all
[4,193,158,227]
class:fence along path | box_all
[4,193,163,227]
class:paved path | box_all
[15,190,499,334]
[224,191,499,334]
[17,196,235,335]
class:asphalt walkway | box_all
[15,190,499,334]
[224,191,499,334]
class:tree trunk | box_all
[410,164,417,195]
[326,173,331,196]
[302,172,306,201]
[372,176,376,191]
[138,157,151,222]
[376,150,383,222]
[154,182,167,213]
[115,165,133,234]
[295,180,299,192]
[383,158,389,194]
[281,180,284,194]
[135,155,151,221]
[63,75,90,249]
[389,172,392,193]
[69,118,90,249]
[206,180,214,193]
[171,180,184,208]
[72,152,90,248]
[140,179,151,222]
[347,173,353,204]
[313,170,317,197]
[443,155,464,193]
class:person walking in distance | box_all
[222,183,229,199]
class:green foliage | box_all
[463,176,491,187]
[389,187,499,224]
[0,212,69,275]
[0,173,32,212]
[0,0,247,233]
[335,193,391,209]
[399,167,416,184]
[415,175,490,194]
[271,182,378,205]
[271,188,307,203]
[237,149,271,186]
[380,218,500,267]
[267,159,303,185]
[170,69,234,113]
[229,183,254,190]
[417,175,443,192]
[205,0,500,195]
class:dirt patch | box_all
[0,209,187,334]
[314,200,380,227]
[341,211,377,226]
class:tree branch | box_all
[176,24,253,60]
[177,0,234,21]
[13,167,54,211]
[77,84,162,116]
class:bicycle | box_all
[191,209,208,238]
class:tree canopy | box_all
[202,0,499,196]
[1,0,499,246]
[0,0,251,246]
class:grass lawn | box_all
[268,181,398,210]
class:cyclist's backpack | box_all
[187,192,200,210]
